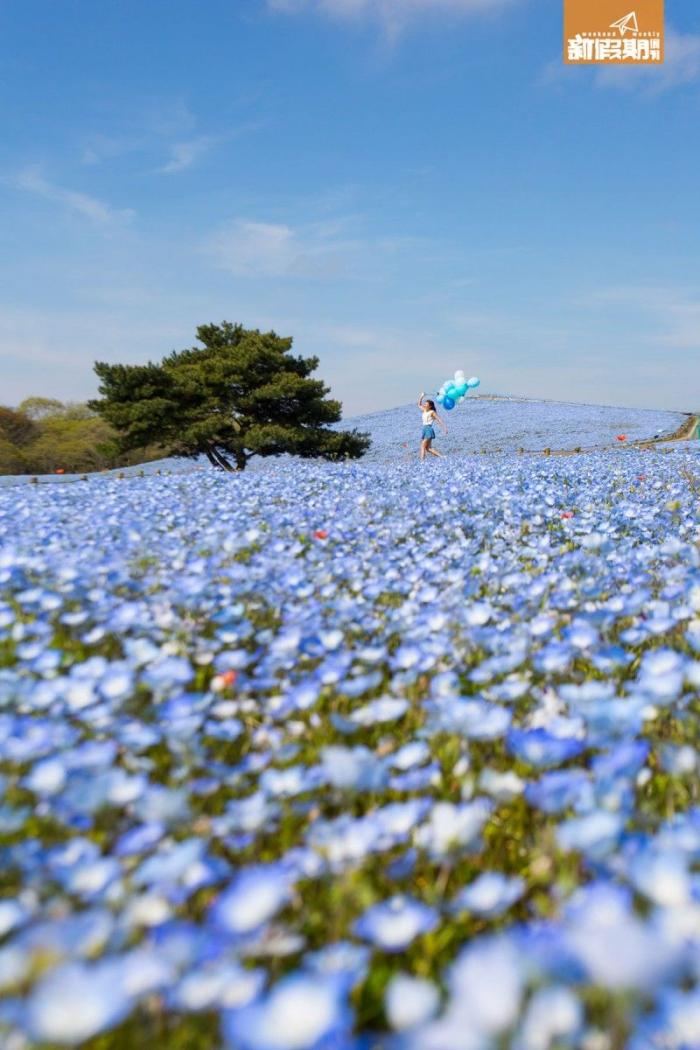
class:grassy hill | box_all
[0,396,691,486]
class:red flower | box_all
[560,511,574,520]
[637,474,647,481]
[616,434,627,442]
[314,530,328,540]
[55,469,65,475]
[221,670,237,688]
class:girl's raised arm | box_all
[417,391,426,408]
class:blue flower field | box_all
[0,402,699,1049]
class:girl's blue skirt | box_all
[422,425,436,440]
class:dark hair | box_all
[424,399,436,412]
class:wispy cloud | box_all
[268,0,523,35]
[81,100,260,175]
[156,122,264,174]
[205,217,360,278]
[157,134,224,174]
[7,168,135,225]
[595,28,700,92]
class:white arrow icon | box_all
[610,11,639,36]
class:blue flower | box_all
[26,960,133,1044]
[507,729,584,768]
[354,896,438,952]
[450,873,525,918]
[223,973,348,1050]
[385,973,440,1031]
[211,864,293,936]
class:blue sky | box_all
[1,0,699,416]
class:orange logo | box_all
[564,0,664,65]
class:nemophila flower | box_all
[349,697,408,727]
[557,811,623,860]
[414,800,493,858]
[447,698,512,739]
[564,619,599,650]
[261,765,322,798]
[564,883,682,990]
[26,960,133,1044]
[507,729,584,768]
[123,893,171,929]
[319,745,387,791]
[0,900,28,938]
[354,895,438,952]
[65,856,122,901]
[173,962,265,1012]
[133,784,191,825]
[303,942,370,992]
[223,973,348,1050]
[526,770,592,814]
[1,428,699,1046]
[446,936,525,1036]
[638,988,700,1050]
[211,864,293,936]
[450,873,525,918]
[390,741,431,770]
[390,763,440,792]
[636,648,686,702]
[373,799,431,843]
[143,655,194,690]
[118,946,174,997]
[660,744,698,776]
[479,768,525,800]
[134,838,207,890]
[513,986,582,1050]
[630,848,691,908]
[385,974,440,1030]
[24,756,67,796]
[592,740,650,786]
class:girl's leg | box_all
[428,446,443,458]
[420,439,428,461]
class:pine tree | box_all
[90,323,370,471]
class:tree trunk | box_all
[214,448,237,472]
[205,445,247,472]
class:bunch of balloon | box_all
[435,371,480,410]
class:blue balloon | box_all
[443,396,455,410]
[436,395,444,404]
[454,383,468,398]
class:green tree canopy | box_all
[0,399,165,477]
[19,397,96,422]
[0,406,38,447]
[18,397,66,421]
[90,322,370,471]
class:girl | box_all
[417,392,447,461]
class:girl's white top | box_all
[422,409,435,425]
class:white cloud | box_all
[595,28,700,92]
[268,0,522,34]
[157,123,264,174]
[206,218,358,278]
[8,168,135,225]
[157,135,223,174]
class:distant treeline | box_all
[0,398,163,476]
